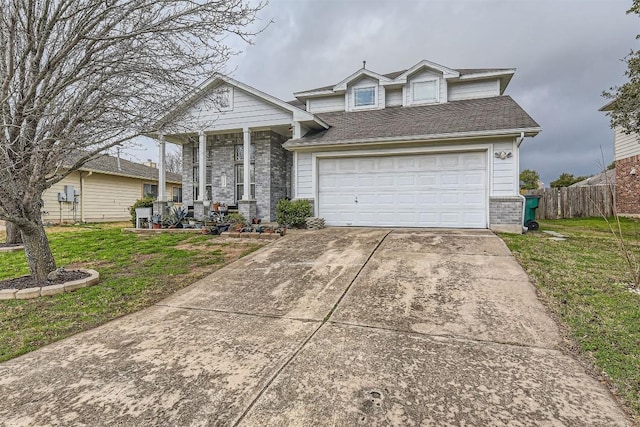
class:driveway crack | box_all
[232,229,391,426]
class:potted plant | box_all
[168,206,187,228]
[151,214,162,229]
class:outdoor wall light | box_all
[494,151,513,160]
[221,173,227,187]
[631,167,636,176]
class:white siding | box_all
[171,84,293,131]
[614,126,640,160]
[307,95,345,113]
[491,141,517,196]
[347,77,380,111]
[386,89,403,107]
[296,152,313,198]
[404,70,445,105]
[448,80,500,101]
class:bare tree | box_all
[165,149,182,175]
[0,0,265,280]
[5,221,22,244]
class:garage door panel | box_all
[463,153,487,168]
[441,174,461,185]
[357,176,375,188]
[318,152,487,228]
[441,193,461,205]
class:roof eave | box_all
[152,73,322,133]
[77,167,182,184]
[284,127,542,150]
[599,99,616,112]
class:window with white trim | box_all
[412,80,438,103]
[354,87,376,108]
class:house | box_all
[569,169,615,187]
[600,100,639,215]
[150,59,541,232]
[43,153,182,224]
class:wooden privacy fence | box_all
[526,186,615,219]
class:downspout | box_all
[517,131,526,232]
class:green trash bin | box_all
[524,195,540,231]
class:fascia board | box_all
[395,60,460,81]
[333,69,392,91]
[284,127,542,150]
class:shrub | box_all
[276,198,312,228]
[129,196,154,226]
[226,212,246,225]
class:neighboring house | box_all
[150,59,541,232]
[569,170,615,187]
[600,100,639,215]
[43,153,182,224]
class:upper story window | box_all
[412,80,438,104]
[354,87,376,108]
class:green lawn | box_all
[500,217,640,417]
[0,223,266,362]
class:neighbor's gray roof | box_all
[65,152,182,184]
[298,68,513,94]
[569,169,615,187]
[286,96,540,147]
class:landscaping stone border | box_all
[220,232,281,240]
[0,244,24,253]
[0,269,100,301]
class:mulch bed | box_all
[0,270,90,291]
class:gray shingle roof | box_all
[296,68,512,94]
[65,152,181,184]
[286,96,540,147]
[569,170,615,187]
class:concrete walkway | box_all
[0,229,632,426]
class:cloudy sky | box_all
[130,0,638,187]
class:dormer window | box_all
[354,86,376,108]
[412,79,438,104]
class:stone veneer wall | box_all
[616,154,640,215]
[489,196,523,233]
[182,130,290,221]
[269,132,291,219]
[181,142,194,207]
[209,133,240,206]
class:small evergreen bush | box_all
[226,212,246,225]
[129,196,154,226]
[276,198,312,228]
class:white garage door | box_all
[318,152,487,228]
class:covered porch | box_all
[152,125,293,222]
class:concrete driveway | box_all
[0,229,632,426]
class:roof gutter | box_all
[284,127,542,150]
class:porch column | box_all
[158,134,166,202]
[198,131,206,201]
[242,127,251,200]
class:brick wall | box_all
[489,197,523,225]
[616,154,640,215]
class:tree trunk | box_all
[21,222,56,282]
[6,221,23,244]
